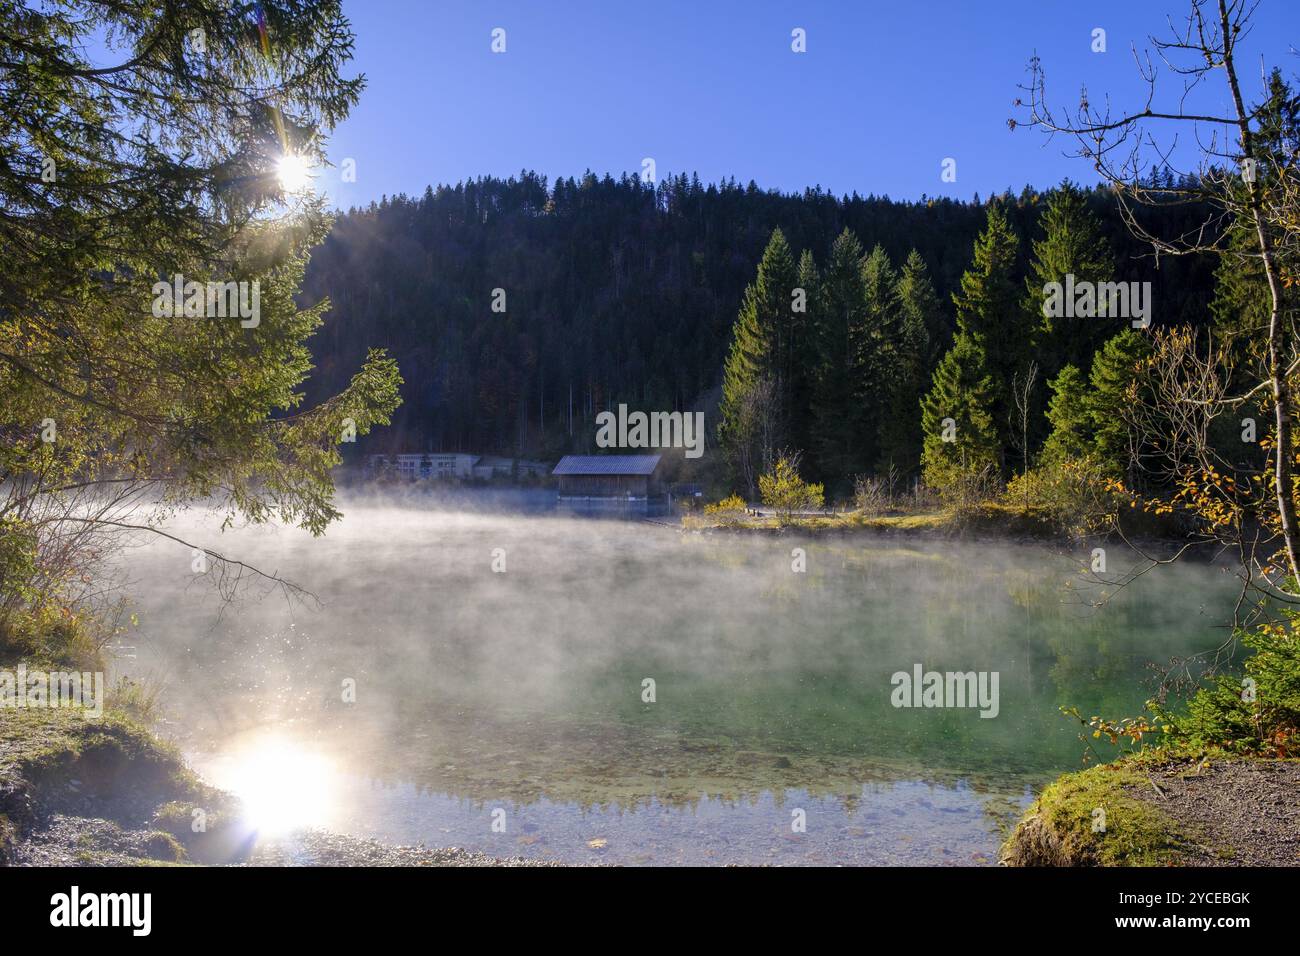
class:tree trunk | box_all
[1220,0,1300,583]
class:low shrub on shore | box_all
[0,607,105,672]
[1155,613,1300,758]
[758,456,824,523]
[700,494,748,526]
[1002,455,1120,535]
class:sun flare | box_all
[275,152,316,194]
[213,735,337,836]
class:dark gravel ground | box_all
[238,830,565,866]
[1128,759,1300,866]
[10,815,565,867]
[11,815,186,866]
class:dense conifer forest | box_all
[303,170,1224,493]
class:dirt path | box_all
[1128,759,1300,866]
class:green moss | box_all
[0,707,199,802]
[0,658,249,865]
[151,799,256,864]
[141,830,187,863]
[153,800,194,831]
[0,692,223,847]
[153,800,237,839]
[1001,756,1199,866]
[129,858,190,867]
[0,813,14,864]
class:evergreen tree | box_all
[1211,223,1272,349]
[860,245,902,370]
[765,229,806,430]
[810,228,869,484]
[787,249,821,461]
[1211,72,1300,359]
[1025,183,1116,378]
[857,245,902,468]
[939,204,1027,473]
[874,250,929,475]
[1087,329,1152,477]
[877,250,942,475]
[1039,365,1092,463]
[719,228,798,488]
[0,0,402,650]
[293,172,1223,466]
[920,333,1000,491]
[898,249,944,371]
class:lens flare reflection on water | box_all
[207,734,338,837]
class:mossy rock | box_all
[0,704,212,842]
[1000,758,1197,866]
[152,799,254,864]
[0,669,258,864]
[141,830,187,863]
[10,713,199,819]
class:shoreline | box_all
[0,695,551,868]
[674,505,1202,560]
[1000,751,1300,866]
[7,681,1287,867]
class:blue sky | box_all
[319,0,1299,209]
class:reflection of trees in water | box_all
[1039,563,1237,711]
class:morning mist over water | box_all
[7,0,1297,934]
[110,495,1238,865]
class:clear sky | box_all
[319,0,1299,209]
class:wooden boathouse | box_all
[552,454,665,516]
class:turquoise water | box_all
[117,500,1237,865]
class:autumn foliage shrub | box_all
[1003,455,1121,534]
[758,457,825,522]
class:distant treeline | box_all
[302,170,1219,488]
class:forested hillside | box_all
[303,170,1218,491]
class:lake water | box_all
[114,497,1237,865]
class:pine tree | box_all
[719,228,799,489]
[1039,364,1091,463]
[1025,183,1115,378]
[860,245,902,369]
[920,333,1000,491]
[810,228,869,485]
[0,1,402,654]
[863,247,915,476]
[877,250,942,475]
[898,249,944,370]
[939,204,1027,473]
[1211,223,1272,349]
[856,245,902,468]
[787,249,821,462]
[1087,329,1151,477]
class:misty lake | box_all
[114,496,1237,866]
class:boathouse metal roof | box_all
[552,455,662,476]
